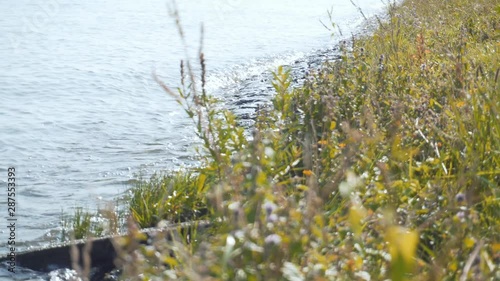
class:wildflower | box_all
[264,234,281,245]
[262,201,278,222]
[226,235,236,247]
[262,200,277,216]
[339,171,362,197]
[317,140,328,145]
[228,201,241,211]
[267,213,278,223]
[378,54,385,71]
[455,193,466,203]
[455,211,466,222]
[228,201,241,219]
[303,170,313,177]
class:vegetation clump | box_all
[110,0,500,280]
[129,171,208,228]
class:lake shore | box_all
[3,0,499,279]
[1,0,390,247]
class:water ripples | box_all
[0,0,386,254]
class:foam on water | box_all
[206,51,306,92]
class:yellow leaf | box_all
[134,232,148,242]
[312,225,323,238]
[329,148,338,158]
[314,215,325,228]
[163,256,178,266]
[355,256,363,269]
[416,209,429,215]
[330,121,337,130]
[256,171,267,185]
[297,184,309,191]
[349,204,367,236]
[386,226,419,264]
[197,174,207,193]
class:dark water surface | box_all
[0,0,386,259]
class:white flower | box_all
[264,234,281,245]
[339,170,362,197]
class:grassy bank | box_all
[70,0,499,279]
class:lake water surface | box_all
[0,0,387,252]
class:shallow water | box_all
[0,0,386,254]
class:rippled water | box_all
[0,0,386,253]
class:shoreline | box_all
[3,0,499,279]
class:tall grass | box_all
[111,0,500,280]
[128,171,208,228]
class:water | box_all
[0,0,387,254]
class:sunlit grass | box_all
[128,171,208,228]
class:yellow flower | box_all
[456,101,466,108]
[317,140,328,145]
[303,170,313,177]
